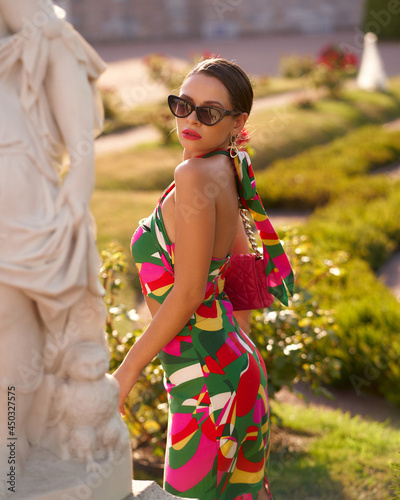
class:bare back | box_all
[161,154,239,260]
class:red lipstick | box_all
[182,128,202,140]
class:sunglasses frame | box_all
[168,95,240,126]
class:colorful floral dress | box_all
[130,150,293,500]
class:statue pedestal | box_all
[129,480,195,499]
[11,445,132,500]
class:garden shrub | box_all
[101,243,167,448]
[393,457,400,498]
[312,44,358,97]
[280,54,314,78]
[363,0,400,40]
[307,181,400,270]
[299,182,400,404]
[256,125,400,209]
[312,258,400,405]
[251,298,341,400]
[260,120,400,405]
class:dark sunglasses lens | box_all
[197,107,223,125]
[169,96,192,117]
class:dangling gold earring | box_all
[229,134,239,158]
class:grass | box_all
[130,399,400,498]
[253,76,305,98]
[95,142,181,191]
[91,189,161,251]
[95,78,400,192]
[269,401,400,499]
[91,189,162,307]
[248,80,400,168]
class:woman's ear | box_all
[232,112,248,136]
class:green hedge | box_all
[256,125,400,209]
[363,0,400,39]
[254,123,400,404]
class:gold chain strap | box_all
[239,209,262,258]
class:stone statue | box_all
[41,341,129,470]
[0,1,132,498]
[357,32,388,92]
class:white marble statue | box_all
[0,1,132,498]
[357,32,388,92]
[40,341,129,471]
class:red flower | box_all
[316,44,358,70]
[236,128,251,147]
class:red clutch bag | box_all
[224,253,274,311]
[223,209,275,311]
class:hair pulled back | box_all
[183,58,253,116]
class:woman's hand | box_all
[112,362,140,416]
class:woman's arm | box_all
[231,214,252,334]
[113,159,218,413]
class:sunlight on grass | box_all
[248,83,400,168]
[91,189,161,325]
[95,143,181,191]
[270,401,400,499]
[91,189,161,251]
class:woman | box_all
[114,58,293,500]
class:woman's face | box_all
[176,72,247,159]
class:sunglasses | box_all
[168,95,240,126]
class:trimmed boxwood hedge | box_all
[255,123,400,404]
[256,125,400,209]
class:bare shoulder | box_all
[175,155,231,186]
[175,158,211,188]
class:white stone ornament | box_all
[41,342,130,471]
[0,1,133,498]
[357,32,388,92]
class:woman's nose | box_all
[186,109,200,125]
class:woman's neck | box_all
[183,141,230,161]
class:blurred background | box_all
[61,1,400,498]
[58,0,366,42]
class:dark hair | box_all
[183,58,253,115]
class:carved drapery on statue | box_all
[0,4,133,499]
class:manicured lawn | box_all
[269,401,400,499]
